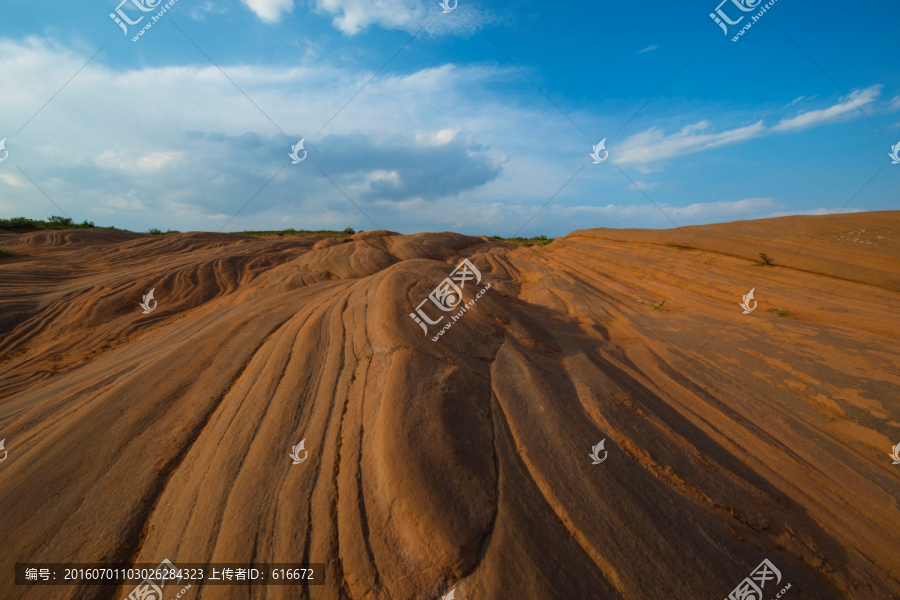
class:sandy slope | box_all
[0,211,898,600]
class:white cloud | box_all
[528,200,866,233]
[415,128,459,146]
[137,151,186,172]
[95,150,186,172]
[0,38,529,232]
[241,0,294,23]
[639,45,658,53]
[107,193,146,210]
[512,198,778,228]
[767,207,863,217]
[314,0,488,35]
[95,150,128,170]
[365,170,401,186]
[627,180,661,192]
[617,86,884,167]
[0,37,889,236]
[513,198,792,234]
[344,169,402,196]
[786,94,816,107]
[615,121,766,166]
[773,86,880,132]
[545,200,867,228]
[316,0,417,34]
[669,197,777,218]
[0,173,25,187]
[186,1,230,20]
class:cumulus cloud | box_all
[173,131,501,205]
[316,133,501,201]
[0,38,517,231]
[241,0,294,22]
[107,192,147,210]
[314,0,489,36]
[415,128,459,146]
[96,150,186,172]
[0,37,888,236]
[0,173,25,187]
[315,0,418,34]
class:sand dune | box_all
[1,211,899,599]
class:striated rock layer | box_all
[0,211,899,600]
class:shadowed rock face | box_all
[0,212,898,600]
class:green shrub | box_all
[48,215,74,226]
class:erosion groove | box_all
[0,213,899,599]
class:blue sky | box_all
[0,0,898,236]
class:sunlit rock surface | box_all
[1,212,898,599]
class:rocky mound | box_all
[0,212,898,599]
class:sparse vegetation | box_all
[0,218,545,247]
[0,218,360,237]
[766,308,789,317]
[490,234,554,247]
[758,252,775,265]
[0,216,101,231]
[48,215,73,226]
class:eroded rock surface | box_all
[1,212,898,599]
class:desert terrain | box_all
[0,211,898,599]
